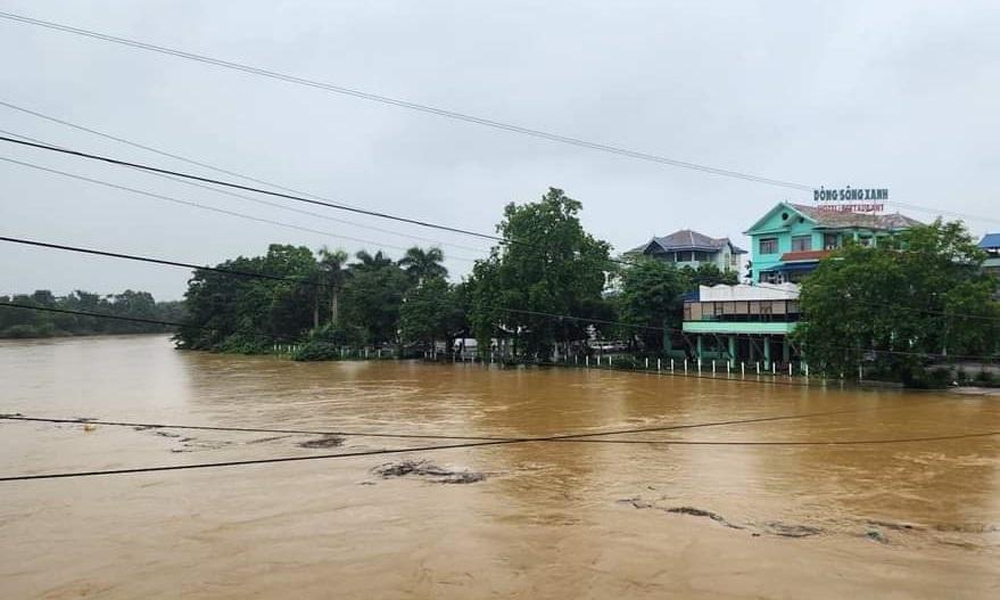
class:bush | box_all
[1,324,42,339]
[291,341,342,362]
[215,332,272,355]
[907,367,953,389]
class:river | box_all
[1,335,998,598]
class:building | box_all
[679,200,921,369]
[980,233,1000,277]
[628,229,746,273]
[744,203,922,284]
[681,283,801,367]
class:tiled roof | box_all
[979,233,1000,249]
[631,229,747,254]
[789,204,922,230]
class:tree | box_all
[400,276,459,351]
[340,250,410,345]
[317,246,349,326]
[619,258,687,351]
[177,244,318,351]
[469,187,612,359]
[794,220,1000,385]
[680,263,738,289]
[398,246,447,286]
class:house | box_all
[980,233,1000,277]
[681,283,801,367]
[744,203,922,284]
[678,201,921,369]
[627,229,746,273]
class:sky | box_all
[2,0,999,301]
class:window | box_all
[791,235,812,252]
[823,233,839,250]
[759,237,778,254]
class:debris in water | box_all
[372,460,486,484]
[865,529,889,544]
[616,497,652,509]
[664,506,745,530]
[297,435,345,449]
[153,430,181,438]
[866,519,921,532]
[246,435,291,444]
[762,522,823,538]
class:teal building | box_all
[680,201,921,370]
[744,203,921,284]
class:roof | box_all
[630,229,747,255]
[744,201,922,235]
[788,204,922,230]
[779,250,832,263]
[979,233,1000,249]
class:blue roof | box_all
[979,233,1000,249]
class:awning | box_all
[760,261,818,274]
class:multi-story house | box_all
[744,203,921,284]
[628,229,746,273]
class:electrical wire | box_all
[2,407,995,483]
[0,135,506,243]
[0,153,479,262]
[0,302,298,343]
[0,12,813,191]
[0,124,490,255]
[0,235,332,290]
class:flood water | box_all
[1,335,998,599]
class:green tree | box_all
[794,220,1000,385]
[400,276,459,351]
[398,246,447,286]
[469,187,612,359]
[680,263,738,289]
[619,258,687,351]
[317,246,349,326]
[340,250,409,345]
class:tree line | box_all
[0,290,184,338]
[174,188,737,360]
[7,186,995,388]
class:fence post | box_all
[741,362,745,377]
[586,355,590,368]
[645,357,649,370]
[712,360,716,375]
[684,359,688,374]
[657,358,661,372]
[788,363,792,376]
[671,358,675,373]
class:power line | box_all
[3,407,995,482]
[0,415,507,442]
[0,12,813,191]
[0,134,507,243]
[0,122,490,255]
[0,235,331,290]
[0,153,478,262]
[0,302,297,343]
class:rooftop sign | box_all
[813,186,888,213]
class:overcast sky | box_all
[2,0,999,300]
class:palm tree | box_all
[317,247,349,325]
[352,250,394,273]
[398,246,447,285]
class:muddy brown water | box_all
[1,335,998,599]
